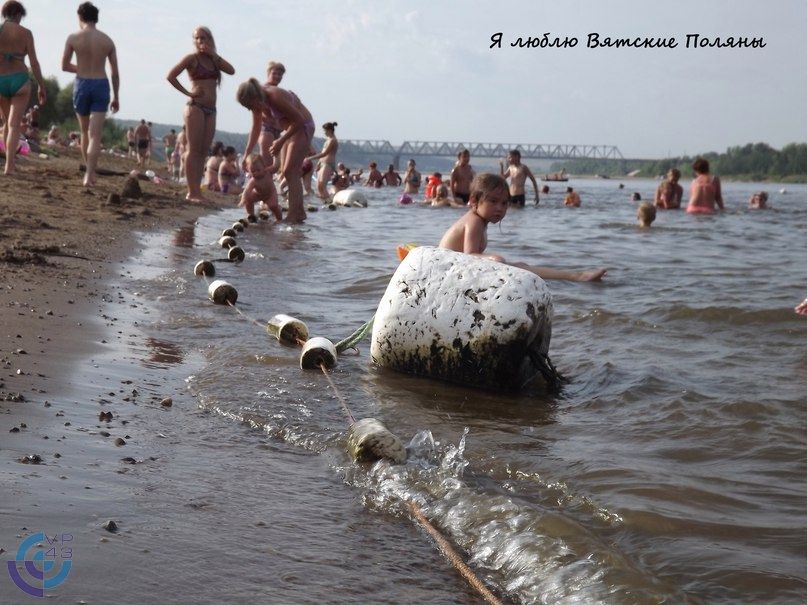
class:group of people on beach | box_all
[2,2,804,305]
[0,1,118,185]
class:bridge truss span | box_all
[339,139,623,162]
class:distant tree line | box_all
[555,142,807,182]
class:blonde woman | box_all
[237,77,314,223]
[167,26,234,202]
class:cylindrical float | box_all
[221,227,236,237]
[266,314,309,346]
[238,217,250,227]
[227,246,245,263]
[347,417,406,464]
[247,214,258,223]
[258,210,270,221]
[207,279,238,305]
[219,235,237,249]
[231,221,244,232]
[299,337,337,370]
[194,260,215,277]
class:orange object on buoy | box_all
[396,243,418,261]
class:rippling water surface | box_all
[116,178,807,604]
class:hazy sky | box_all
[23,0,806,159]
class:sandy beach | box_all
[0,149,231,601]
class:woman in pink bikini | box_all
[237,77,315,223]
[167,26,234,202]
[686,158,724,214]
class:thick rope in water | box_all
[226,300,267,331]
[317,361,355,425]
[409,501,506,605]
[334,316,374,353]
[209,279,503,604]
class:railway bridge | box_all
[335,140,624,168]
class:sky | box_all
[22,0,807,159]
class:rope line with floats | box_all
[192,214,507,605]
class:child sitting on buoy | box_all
[239,153,281,222]
[439,173,607,281]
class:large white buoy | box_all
[208,279,238,305]
[266,314,309,345]
[332,189,368,207]
[370,246,554,391]
[300,337,337,369]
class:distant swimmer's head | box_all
[637,202,656,227]
[322,122,337,134]
[749,191,769,209]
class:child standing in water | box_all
[438,173,607,282]
[238,153,281,222]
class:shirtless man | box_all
[499,149,539,206]
[450,148,474,205]
[382,163,401,186]
[61,2,119,187]
[134,119,150,166]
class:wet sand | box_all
[0,149,231,601]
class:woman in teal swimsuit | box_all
[0,1,46,175]
[167,26,234,202]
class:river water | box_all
[91,177,807,604]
